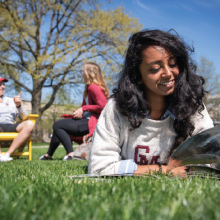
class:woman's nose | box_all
[163,66,172,77]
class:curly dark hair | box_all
[112,29,206,157]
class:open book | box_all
[69,125,220,179]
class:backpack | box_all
[72,135,92,161]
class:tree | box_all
[42,85,78,123]
[0,0,142,141]
[197,56,220,112]
[41,102,80,142]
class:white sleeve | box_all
[16,105,28,121]
[6,97,28,121]
[88,99,130,175]
[191,105,214,136]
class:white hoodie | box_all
[88,99,214,175]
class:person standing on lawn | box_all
[0,77,35,162]
[88,29,214,176]
[39,62,110,161]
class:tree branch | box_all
[42,10,56,55]
[40,82,63,113]
[3,64,32,93]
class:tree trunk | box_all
[31,80,43,142]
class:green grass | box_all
[32,142,50,146]
[0,147,220,220]
[31,142,79,147]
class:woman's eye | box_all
[169,63,177,68]
[150,68,160,73]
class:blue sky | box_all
[5,0,220,104]
[111,0,220,74]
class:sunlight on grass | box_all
[0,148,220,220]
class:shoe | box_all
[0,153,13,162]
[39,155,53,160]
[63,155,73,161]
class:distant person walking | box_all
[39,62,109,161]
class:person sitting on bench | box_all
[39,62,109,161]
[0,77,35,162]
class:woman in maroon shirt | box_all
[39,62,109,161]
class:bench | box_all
[0,114,39,161]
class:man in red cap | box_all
[0,77,35,162]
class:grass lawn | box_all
[31,142,79,147]
[0,147,220,220]
[32,142,50,147]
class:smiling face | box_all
[139,46,179,102]
[0,81,5,97]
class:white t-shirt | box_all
[0,97,28,124]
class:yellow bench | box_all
[0,114,39,161]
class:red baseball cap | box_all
[0,77,8,82]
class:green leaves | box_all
[0,0,142,139]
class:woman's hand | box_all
[134,164,167,175]
[167,158,188,178]
[133,161,188,178]
[14,92,22,107]
[72,107,83,119]
[167,166,188,178]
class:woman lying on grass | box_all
[39,62,109,161]
[88,29,214,176]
